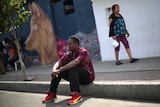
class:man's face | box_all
[113,5,120,14]
[67,39,77,51]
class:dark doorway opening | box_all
[52,0,61,4]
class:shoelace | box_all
[71,93,80,100]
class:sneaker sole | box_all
[42,98,57,103]
[68,98,83,105]
[115,63,123,65]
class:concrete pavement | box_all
[0,57,160,101]
[0,57,160,81]
[0,90,160,107]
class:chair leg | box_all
[14,62,18,71]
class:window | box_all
[63,0,75,15]
[52,0,61,4]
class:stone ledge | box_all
[0,81,160,101]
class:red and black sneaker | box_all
[42,92,56,103]
[67,92,83,105]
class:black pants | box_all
[50,67,90,93]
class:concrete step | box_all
[0,80,160,101]
[1,90,160,107]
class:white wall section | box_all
[91,0,160,61]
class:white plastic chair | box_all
[14,59,25,71]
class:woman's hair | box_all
[111,4,119,11]
[69,35,80,45]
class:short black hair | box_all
[69,36,80,45]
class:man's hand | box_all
[51,69,61,79]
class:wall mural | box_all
[76,30,100,61]
[23,1,101,66]
[25,2,59,65]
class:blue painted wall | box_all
[74,0,96,33]
[51,0,96,39]
[51,0,78,39]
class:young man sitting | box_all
[42,36,95,105]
